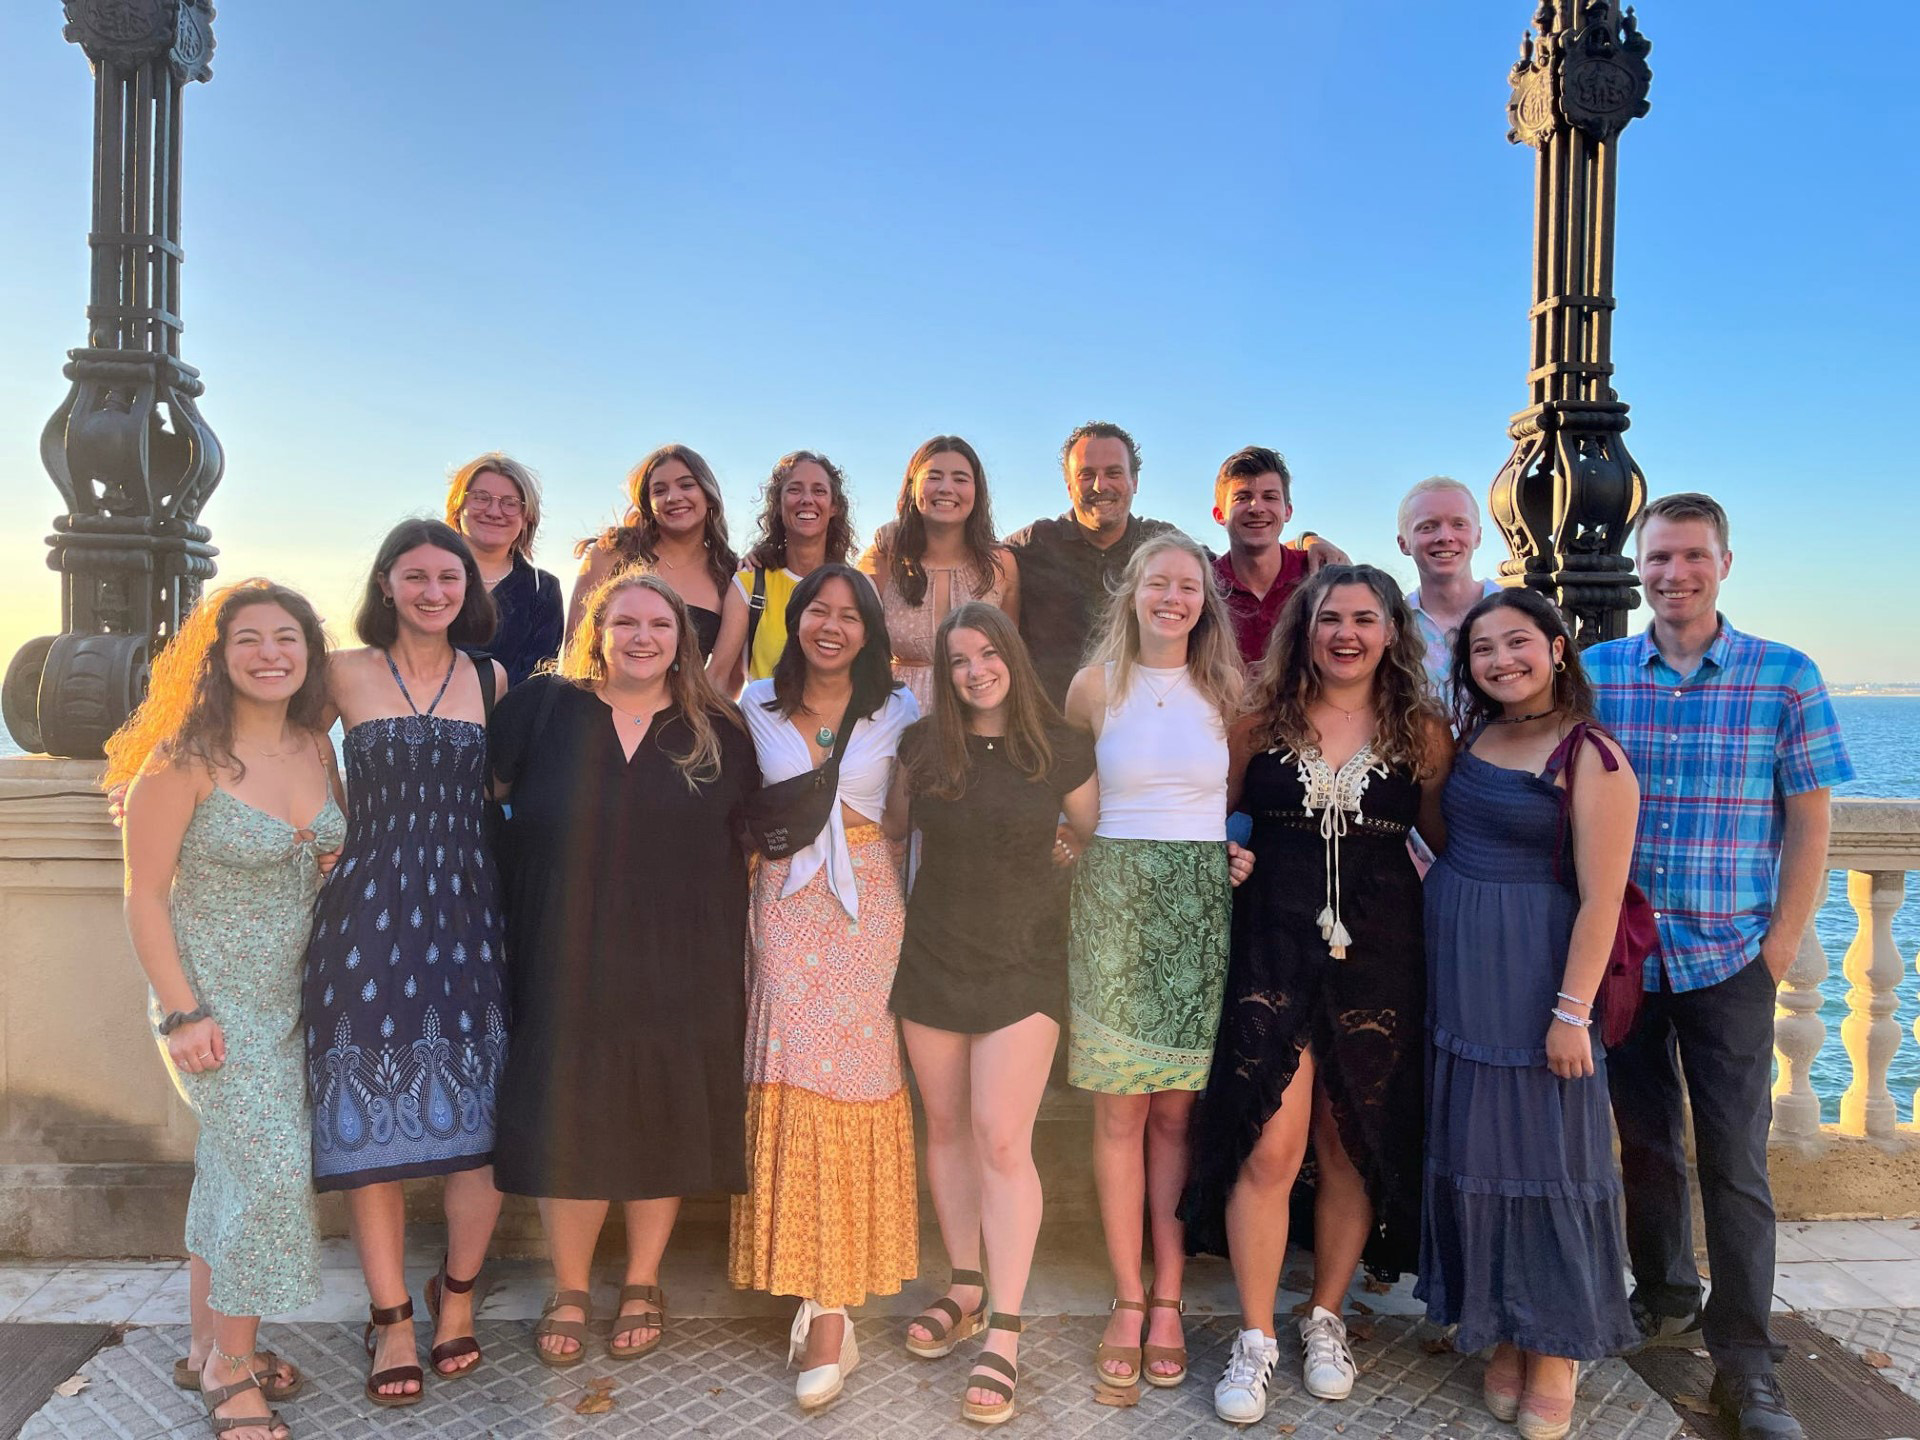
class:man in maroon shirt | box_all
[1211,446,1336,666]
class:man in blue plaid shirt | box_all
[1587,493,1852,1440]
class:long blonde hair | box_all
[1084,531,1242,721]
[559,571,743,789]
[1244,563,1442,774]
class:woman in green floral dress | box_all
[1062,533,1251,1393]
[113,579,343,1440]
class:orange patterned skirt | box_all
[727,824,919,1307]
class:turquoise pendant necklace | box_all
[815,725,835,747]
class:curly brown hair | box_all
[1244,563,1442,774]
[742,450,855,571]
[103,579,332,789]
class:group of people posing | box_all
[111,422,1849,1440]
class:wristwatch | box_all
[156,1005,211,1036]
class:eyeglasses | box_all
[464,492,525,517]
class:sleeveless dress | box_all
[1182,743,1426,1278]
[1067,665,1230,1093]
[158,786,342,1316]
[1415,749,1639,1358]
[303,656,509,1190]
[861,544,1009,713]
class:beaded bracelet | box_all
[1550,1007,1592,1029]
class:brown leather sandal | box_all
[174,1351,302,1401]
[1142,1295,1189,1387]
[424,1256,487,1378]
[362,1298,424,1409]
[533,1288,594,1369]
[608,1283,667,1360]
[200,1369,288,1437]
[1093,1298,1146,1388]
[905,1267,987,1359]
[961,1312,1023,1426]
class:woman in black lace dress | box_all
[1183,565,1450,1425]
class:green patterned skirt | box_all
[1068,837,1231,1093]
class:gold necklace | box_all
[1138,668,1183,707]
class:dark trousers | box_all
[1608,955,1782,1378]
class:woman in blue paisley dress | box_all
[112,578,343,1440]
[303,519,508,1408]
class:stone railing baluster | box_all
[1772,886,1833,1136]
[1838,870,1909,1138]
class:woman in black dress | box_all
[1182,565,1451,1426]
[884,603,1097,1425]
[490,571,758,1366]
[568,444,749,687]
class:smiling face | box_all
[1638,514,1731,631]
[1064,435,1137,538]
[795,575,866,676]
[1134,547,1208,646]
[223,601,309,704]
[780,460,838,548]
[645,457,710,540]
[1467,604,1562,714]
[1397,486,1481,584]
[382,543,469,637]
[1215,470,1293,550]
[944,624,1010,715]
[599,584,679,687]
[457,469,527,555]
[1311,581,1393,685]
[912,450,977,526]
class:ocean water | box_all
[3,694,1915,1115]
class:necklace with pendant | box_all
[1139,668,1182,707]
[1491,706,1560,726]
[815,725,835,747]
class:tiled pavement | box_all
[7,1219,1920,1437]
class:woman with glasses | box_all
[446,453,564,686]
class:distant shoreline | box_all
[1832,687,1920,697]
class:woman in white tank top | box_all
[1061,532,1252,1392]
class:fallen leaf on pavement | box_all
[1283,1270,1313,1291]
[52,1376,87,1398]
[575,1377,616,1414]
[1347,1320,1375,1343]
[1092,1384,1140,1407]
[1865,1349,1894,1369]
[1275,1426,1296,1435]
[1673,1393,1714,1416]
[1351,1300,1374,1316]
[1421,1334,1454,1355]
[1361,1276,1393,1295]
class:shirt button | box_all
[1666,778,1676,786]
[1673,690,1683,698]
[1660,822,1669,830]
[1655,866,1665,875]
[1653,910,1662,919]
[1669,734,1681,743]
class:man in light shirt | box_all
[1398,476,1501,707]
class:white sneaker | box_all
[1299,1306,1355,1400]
[1214,1328,1280,1424]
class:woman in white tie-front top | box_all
[727,563,920,1413]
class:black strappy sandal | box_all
[962,1313,1023,1426]
[362,1297,423,1409]
[608,1283,667,1360]
[424,1256,487,1379]
[904,1267,988,1358]
[200,1368,288,1438]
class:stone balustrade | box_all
[1772,797,1920,1142]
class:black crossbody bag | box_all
[733,711,855,859]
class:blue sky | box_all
[1,2,1911,681]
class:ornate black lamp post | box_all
[1489,1,1653,644]
[2,1,222,757]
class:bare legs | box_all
[536,1195,682,1358]
[1225,1050,1317,1336]
[1306,1084,1370,1317]
[902,1014,1059,1404]
[348,1165,503,1396]
[1092,1087,1195,1380]
[200,1310,286,1440]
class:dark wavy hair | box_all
[1060,420,1141,482]
[1450,587,1597,734]
[742,450,855,571]
[878,436,1002,607]
[1245,562,1442,774]
[573,443,738,593]
[104,579,331,789]
[355,518,496,648]
[763,564,900,723]
[904,601,1059,801]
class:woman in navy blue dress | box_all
[1417,588,1640,1440]
[303,519,509,1408]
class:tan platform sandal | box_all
[1093,1297,1146,1388]
[1142,1295,1189,1388]
[424,1256,488,1379]
[905,1267,988,1359]
[961,1313,1022,1426]
[533,1288,594,1369]
[1517,1358,1580,1440]
[608,1283,667,1360]
[362,1297,424,1409]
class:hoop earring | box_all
[1553,658,1567,673]
[382,593,394,609]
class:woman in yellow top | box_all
[734,451,857,682]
